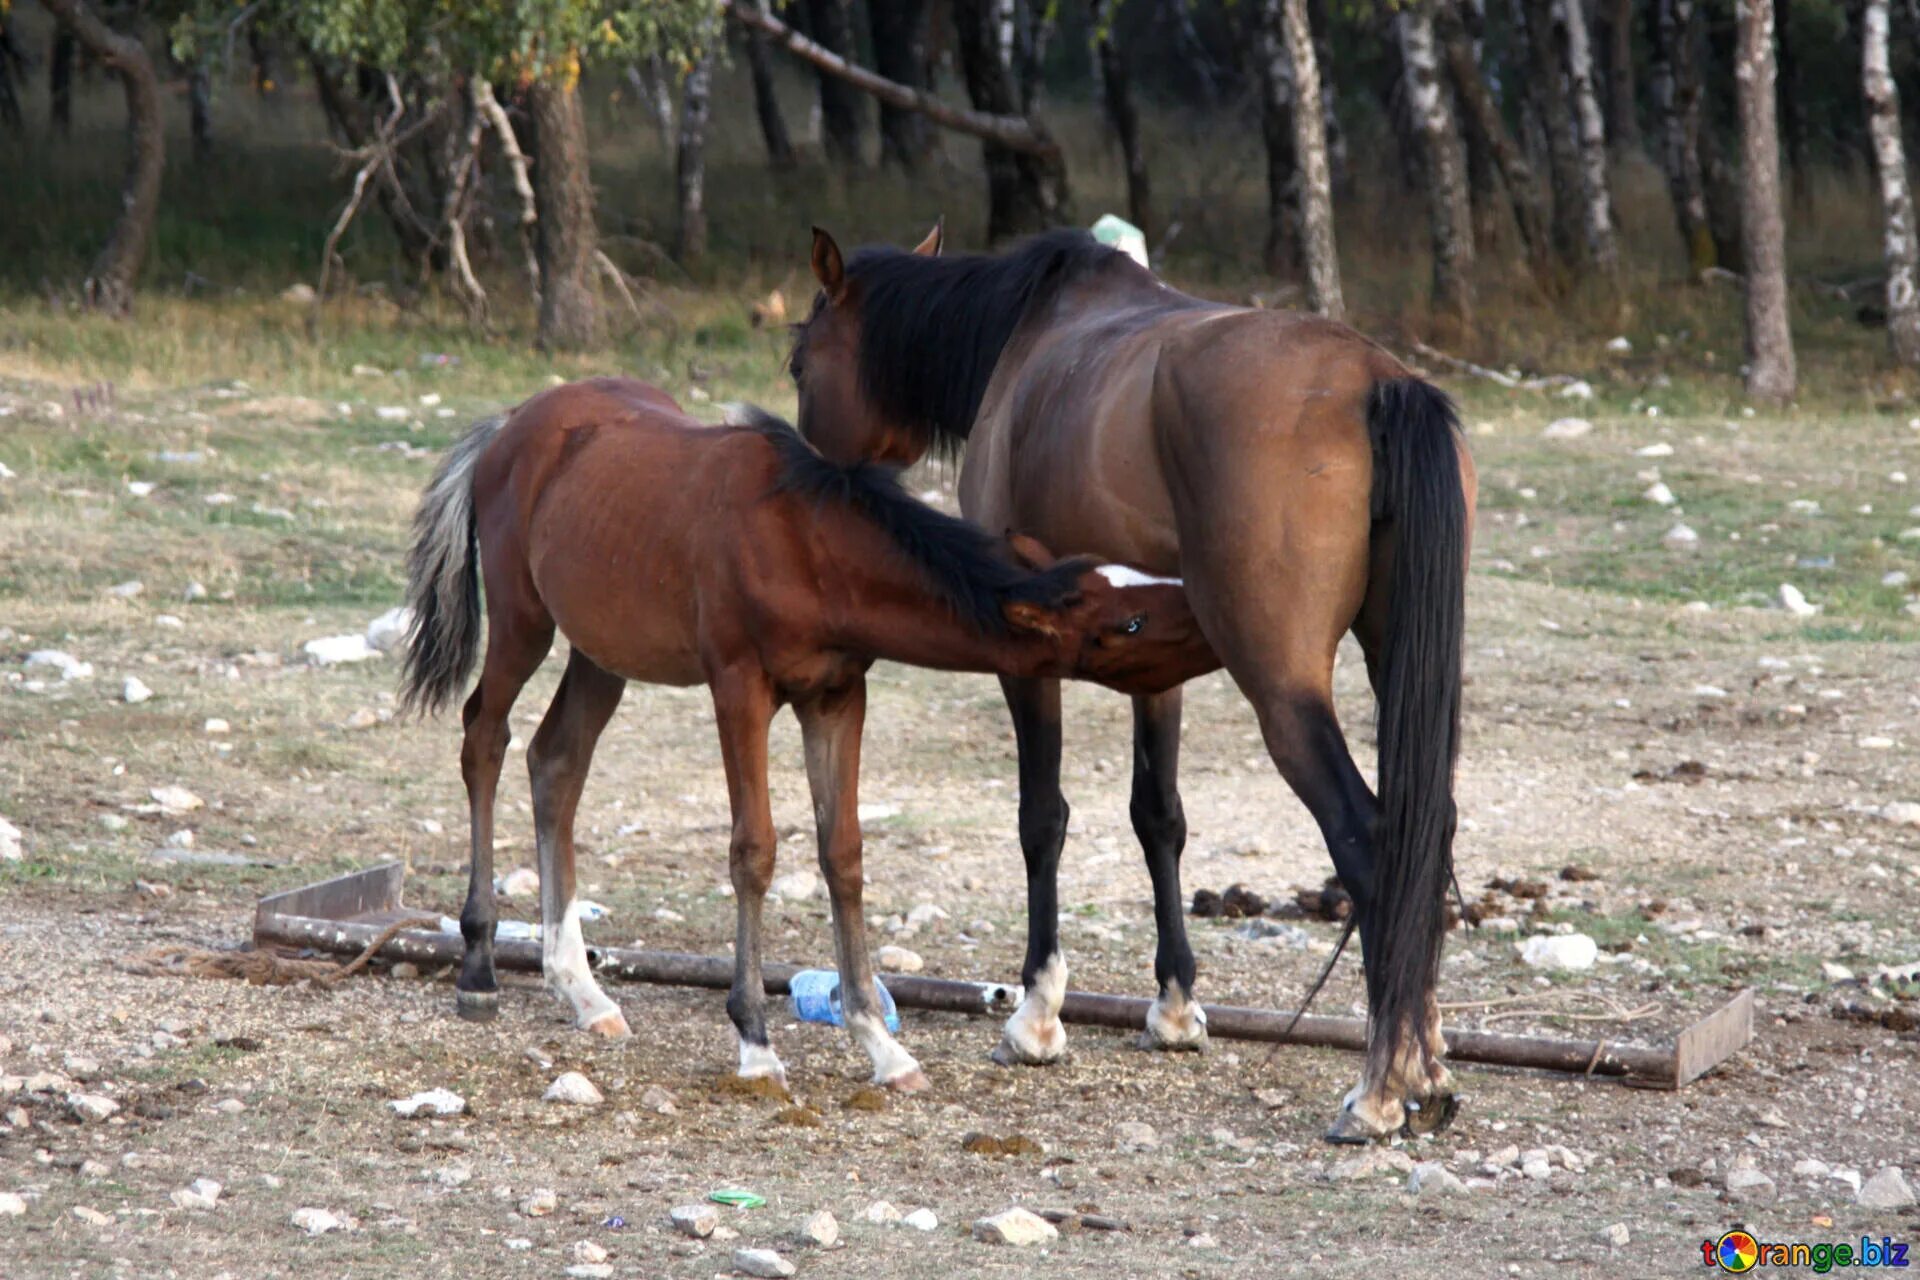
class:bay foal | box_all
[398,378,1216,1090]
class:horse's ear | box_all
[1005,530,1056,570]
[811,226,847,303]
[912,217,945,257]
[1003,600,1063,638]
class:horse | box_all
[396,377,1219,1091]
[787,226,1477,1142]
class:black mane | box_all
[802,230,1126,453]
[738,407,1086,635]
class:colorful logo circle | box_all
[1714,1231,1760,1273]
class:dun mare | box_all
[790,227,1477,1141]
[397,378,1217,1090]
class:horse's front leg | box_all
[711,668,785,1085]
[797,680,928,1091]
[1132,688,1207,1052]
[991,675,1072,1067]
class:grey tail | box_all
[397,414,505,716]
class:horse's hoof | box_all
[882,1068,931,1093]
[1139,1000,1209,1053]
[454,990,498,1023]
[1324,1102,1395,1146]
[990,1033,1064,1068]
[1401,1090,1461,1138]
[584,1009,631,1039]
[1135,1024,1209,1053]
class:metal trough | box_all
[255,862,1753,1089]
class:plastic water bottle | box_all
[788,969,900,1033]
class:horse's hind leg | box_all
[455,603,554,1021]
[991,675,1072,1068]
[1133,688,1207,1052]
[529,648,628,1037]
[710,668,785,1084]
[797,680,927,1090]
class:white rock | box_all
[1834,1168,1864,1193]
[1821,962,1855,983]
[1542,417,1594,440]
[122,677,153,705]
[1882,802,1920,827]
[875,945,924,973]
[1559,380,1594,400]
[861,1200,902,1225]
[106,579,144,599]
[0,1193,22,1216]
[1114,1120,1159,1151]
[1635,442,1675,457]
[544,1072,603,1106]
[25,650,94,680]
[670,1203,718,1238]
[291,1207,341,1234]
[1778,584,1819,617]
[905,902,949,929]
[570,1241,609,1264]
[769,870,819,901]
[972,1206,1058,1247]
[150,785,203,815]
[498,866,539,897]
[303,634,380,665]
[69,1093,120,1122]
[639,1085,676,1115]
[564,1267,611,1280]
[1188,1232,1219,1248]
[1643,482,1676,506]
[365,606,413,653]
[1883,570,1911,588]
[1407,1162,1467,1195]
[1519,933,1598,971]
[375,406,410,422]
[795,1209,839,1246]
[1664,523,1700,548]
[1725,1167,1776,1201]
[1793,1158,1831,1178]
[72,1205,111,1226]
[0,817,20,862]
[1597,1223,1631,1248]
[203,718,231,735]
[172,1178,222,1211]
[734,1247,796,1278]
[282,283,317,304]
[154,614,184,629]
[504,1236,532,1250]
[519,1188,558,1217]
[1332,1148,1416,1180]
[1858,1167,1917,1209]
[857,802,901,822]
[902,1207,938,1231]
[388,1087,466,1118]
[1522,1157,1553,1181]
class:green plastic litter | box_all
[707,1188,766,1209]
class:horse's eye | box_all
[1123,615,1146,635]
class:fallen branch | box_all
[1409,339,1583,391]
[473,80,540,304]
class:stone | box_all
[1778,584,1819,617]
[905,902,949,929]
[544,1072,603,1106]
[571,1241,609,1264]
[106,580,144,598]
[422,1163,472,1187]
[1643,482,1676,506]
[972,1206,1058,1247]
[1881,802,1920,828]
[639,1085,676,1115]
[1792,1158,1831,1179]
[861,1200,902,1225]
[62,1053,99,1078]
[1821,962,1855,983]
[670,1203,718,1238]
[1407,1162,1467,1196]
[1333,1148,1416,1181]
[365,606,414,653]
[1188,1233,1219,1248]
[875,945,924,973]
[795,1209,839,1247]
[735,1248,797,1278]
[69,1093,120,1122]
[769,870,819,902]
[25,650,93,680]
[0,1193,25,1216]
[204,718,231,735]
[564,1267,612,1280]
[1724,1168,1776,1202]
[519,1188,558,1217]
[0,818,21,862]
[1597,1223,1631,1248]
[1113,1120,1159,1152]
[902,1208,938,1231]
[291,1207,342,1235]
[498,866,539,898]
[172,1179,221,1210]
[1664,523,1700,548]
[1519,933,1598,971]
[303,634,380,666]
[282,283,318,305]
[1542,417,1593,440]
[122,677,153,705]
[72,1206,110,1226]
[149,785,203,815]
[389,1088,466,1118]
[1857,1167,1917,1210]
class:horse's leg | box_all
[990,674,1072,1067]
[711,669,784,1083]
[455,605,554,1021]
[528,648,628,1037]
[796,681,928,1091]
[1132,688,1207,1051]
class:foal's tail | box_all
[398,414,506,716]
[1362,378,1468,1081]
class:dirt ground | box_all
[2,370,1918,1279]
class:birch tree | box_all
[1652,0,1716,275]
[1557,0,1620,277]
[1518,0,1586,267]
[676,49,716,264]
[1736,0,1796,400]
[1275,0,1343,318]
[1091,0,1152,241]
[1864,0,1920,365]
[1255,0,1300,275]
[1398,1,1475,326]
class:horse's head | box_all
[998,534,1219,696]
[788,222,944,467]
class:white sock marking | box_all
[1095,564,1183,589]
[848,1011,921,1084]
[738,1040,786,1080]
[1001,952,1069,1061]
[543,895,619,1029]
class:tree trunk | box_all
[528,79,603,351]
[1652,0,1716,274]
[1309,0,1349,195]
[871,0,934,167]
[1864,0,1920,364]
[1091,0,1151,241]
[952,0,1066,239]
[807,0,867,165]
[744,28,797,170]
[1558,0,1621,277]
[189,61,214,163]
[2,21,28,131]
[630,59,676,153]
[51,25,74,135]
[1519,0,1587,266]
[1256,0,1300,275]
[1279,0,1343,317]
[1439,0,1558,290]
[42,0,163,314]
[1607,0,1640,152]
[677,50,715,264]
[1166,0,1223,107]
[1735,0,1795,400]
[1399,2,1476,327]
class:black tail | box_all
[397,414,504,716]
[1363,378,1468,1083]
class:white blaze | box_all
[1095,565,1183,589]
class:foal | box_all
[398,378,1216,1090]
